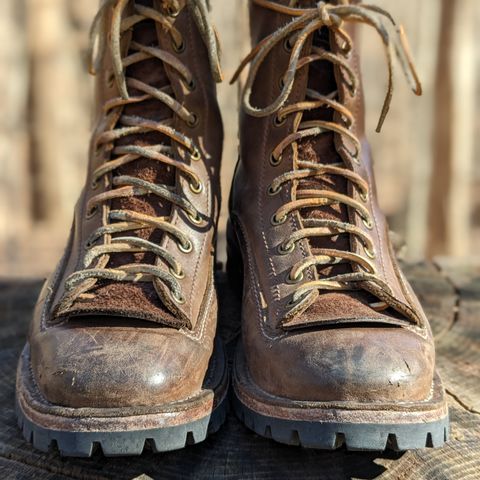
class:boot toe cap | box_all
[30,323,213,408]
[247,326,435,403]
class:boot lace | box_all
[58,0,221,313]
[232,0,421,313]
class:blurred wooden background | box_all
[0,0,479,278]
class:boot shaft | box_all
[231,0,426,328]
[48,0,224,329]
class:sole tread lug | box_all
[17,393,228,457]
[234,393,449,452]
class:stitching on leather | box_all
[367,166,388,280]
[183,12,210,323]
[234,214,287,342]
[387,235,425,328]
[41,226,75,330]
[261,231,281,303]
[180,268,214,343]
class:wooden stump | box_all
[0,260,479,479]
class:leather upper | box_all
[28,0,224,408]
[230,0,436,402]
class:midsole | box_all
[17,344,227,433]
[234,347,448,425]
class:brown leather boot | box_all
[228,0,449,451]
[16,0,227,457]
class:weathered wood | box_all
[426,0,455,257]
[360,0,441,259]
[211,0,249,264]
[434,258,480,415]
[0,262,478,479]
[27,0,97,224]
[0,0,31,272]
[444,0,476,257]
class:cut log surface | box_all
[0,260,479,479]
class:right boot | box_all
[228,0,448,451]
[15,0,227,457]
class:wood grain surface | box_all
[0,260,479,479]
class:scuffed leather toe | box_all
[245,326,435,403]
[30,321,214,409]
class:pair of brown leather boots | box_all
[16,0,449,457]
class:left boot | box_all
[228,0,449,451]
[16,0,227,457]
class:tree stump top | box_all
[0,259,479,479]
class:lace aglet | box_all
[230,69,244,85]
[230,60,248,85]
[375,109,388,133]
[398,25,423,97]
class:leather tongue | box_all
[284,26,398,328]
[297,28,351,281]
[61,1,187,328]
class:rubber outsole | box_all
[233,392,449,451]
[16,395,228,457]
[232,343,449,452]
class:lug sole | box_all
[233,348,449,452]
[16,344,228,457]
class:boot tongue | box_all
[66,0,185,327]
[290,24,396,326]
[297,27,352,280]
[111,0,173,269]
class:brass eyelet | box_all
[273,115,287,127]
[191,149,201,161]
[270,153,282,167]
[172,39,185,54]
[359,190,369,203]
[86,205,99,219]
[364,245,376,259]
[167,5,180,17]
[170,267,185,280]
[341,42,352,58]
[267,184,281,196]
[187,113,199,128]
[362,216,374,230]
[107,72,115,89]
[278,242,295,255]
[343,116,353,130]
[283,37,293,53]
[188,212,203,225]
[190,181,203,194]
[186,78,196,92]
[271,213,287,226]
[91,179,99,191]
[172,291,186,304]
[178,240,193,254]
[287,270,304,284]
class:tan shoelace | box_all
[232,0,421,313]
[57,0,221,313]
